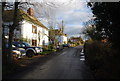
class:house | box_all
[69,37,83,45]
[3,8,49,47]
[49,29,68,45]
[56,33,68,45]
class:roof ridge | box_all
[3,8,48,30]
[18,9,48,30]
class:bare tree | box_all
[2,0,36,64]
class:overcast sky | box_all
[56,0,93,38]
[35,0,93,39]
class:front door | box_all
[32,40,37,46]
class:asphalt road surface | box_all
[7,46,94,79]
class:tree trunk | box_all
[2,2,8,65]
[8,27,14,63]
[7,2,19,64]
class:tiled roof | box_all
[49,29,67,36]
[3,9,48,30]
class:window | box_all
[32,40,37,46]
[21,43,26,47]
[32,25,37,34]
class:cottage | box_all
[3,8,49,47]
[56,33,68,45]
[69,37,83,45]
[49,29,68,45]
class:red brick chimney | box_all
[27,8,34,16]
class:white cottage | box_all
[49,29,68,45]
[56,34,67,45]
[3,8,49,47]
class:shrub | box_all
[47,44,54,51]
[84,40,120,79]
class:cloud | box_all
[55,1,93,24]
[64,24,83,37]
[53,0,93,37]
[34,0,93,38]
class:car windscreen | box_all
[13,43,21,47]
[22,43,30,47]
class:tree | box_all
[82,25,101,40]
[2,1,7,64]
[88,2,120,48]
[2,1,20,64]
[2,1,35,64]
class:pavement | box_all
[4,46,94,79]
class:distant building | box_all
[56,33,68,45]
[49,29,67,45]
[69,37,83,45]
[3,8,49,47]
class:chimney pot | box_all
[27,8,34,16]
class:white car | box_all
[12,45,26,59]
[6,44,26,59]
[13,42,43,57]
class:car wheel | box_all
[26,51,34,57]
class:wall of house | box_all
[21,20,49,46]
[20,20,33,45]
[4,20,49,47]
[37,26,49,46]
[55,35,67,45]
[44,29,49,45]
[62,35,68,44]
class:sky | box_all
[56,0,93,38]
[34,0,93,39]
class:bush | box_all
[84,40,120,79]
[48,44,54,51]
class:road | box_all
[7,46,94,79]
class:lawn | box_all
[39,50,56,55]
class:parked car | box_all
[56,45,64,50]
[6,44,26,59]
[62,44,70,48]
[12,42,43,57]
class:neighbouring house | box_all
[49,29,68,45]
[56,33,67,45]
[3,8,49,47]
[69,37,83,45]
